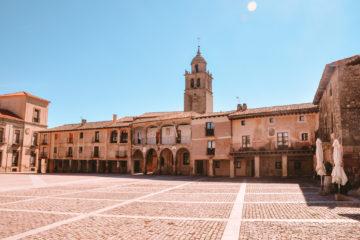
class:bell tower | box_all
[184,46,213,113]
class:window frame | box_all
[242,135,251,148]
[277,132,289,147]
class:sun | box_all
[247,1,257,12]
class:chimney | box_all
[243,103,247,111]
[81,119,86,126]
[113,114,117,122]
[237,104,243,111]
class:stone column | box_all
[105,160,109,173]
[229,159,235,178]
[96,160,100,173]
[62,160,64,173]
[69,160,72,172]
[254,155,260,178]
[282,154,288,178]
[77,160,81,172]
[209,159,214,177]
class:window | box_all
[80,132,83,139]
[176,129,181,143]
[53,147,57,153]
[207,141,215,155]
[206,122,214,136]
[68,133,73,143]
[275,161,282,169]
[299,116,305,122]
[79,146,83,153]
[12,150,19,166]
[214,161,220,168]
[277,132,289,147]
[110,130,117,143]
[235,161,241,168]
[120,130,128,143]
[137,131,142,144]
[195,64,199,73]
[55,134,58,140]
[183,152,190,165]
[242,135,251,148]
[0,128,4,143]
[269,118,275,124]
[94,131,100,142]
[42,134,48,144]
[30,152,36,167]
[329,83,332,97]
[14,130,20,144]
[33,109,40,123]
[191,79,194,88]
[67,147,73,157]
[294,161,301,170]
[32,133,38,146]
[196,78,200,87]
[93,146,99,157]
[301,133,308,141]
[241,120,246,126]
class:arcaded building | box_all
[4,48,358,181]
[0,92,50,173]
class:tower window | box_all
[191,79,194,88]
[196,78,200,87]
[195,64,199,73]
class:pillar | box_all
[62,160,64,173]
[105,160,109,173]
[282,154,288,178]
[229,159,235,178]
[69,160,72,172]
[96,160,100,173]
[209,159,214,177]
[77,160,81,172]
[254,155,260,178]
[87,160,90,173]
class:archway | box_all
[133,150,144,173]
[160,148,173,175]
[175,148,191,175]
[145,149,157,174]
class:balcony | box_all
[67,138,74,144]
[12,141,20,148]
[205,128,214,136]
[30,142,38,149]
[146,137,157,145]
[92,152,100,158]
[66,153,73,157]
[162,136,176,145]
[92,137,100,143]
[207,148,215,155]
[116,151,127,158]
[41,140,48,145]
[40,152,48,158]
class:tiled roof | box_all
[313,55,360,104]
[42,120,128,132]
[137,111,182,118]
[132,111,198,124]
[0,91,50,103]
[193,110,236,119]
[229,103,318,119]
[0,109,23,121]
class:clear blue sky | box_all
[0,0,359,128]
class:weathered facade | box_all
[314,55,360,185]
[3,49,358,180]
[0,92,50,173]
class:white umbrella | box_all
[331,139,348,193]
[315,138,326,190]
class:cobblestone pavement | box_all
[0,174,359,239]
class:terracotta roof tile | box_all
[0,91,50,103]
[229,103,318,119]
[0,109,23,121]
[193,110,236,119]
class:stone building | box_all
[0,92,50,173]
[39,115,131,174]
[314,55,360,184]
[4,48,358,180]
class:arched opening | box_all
[145,149,157,174]
[133,150,144,173]
[196,78,200,87]
[190,79,194,88]
[195,64,199,73]
[175,148,191,175]
[160,148,173,175]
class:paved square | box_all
[0,174,359,239]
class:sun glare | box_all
[247,1,257,12]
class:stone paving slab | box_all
[146,193,237,202]
[168,187,240,193]
[0,196,34,203]
[103,202,234,218]
[4,198,122,213]
[23,217,227,240]
[239,222,360,240]
[243,203,360,219]
[95,187,168,193]
[246,187,317,193]
[244,193,336,202]
[0,188,74,197]
[0,210,71,239]
[59,191,148,200]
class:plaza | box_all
[0,174,359,239]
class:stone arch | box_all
[132,149,144,173]
[160,148,173,175]
[175,148,191,176]
[145,148,158,174]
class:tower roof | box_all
[191,46,207,64]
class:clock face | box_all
[25,128,30,135]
